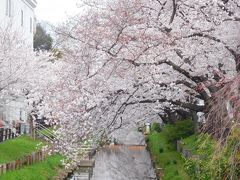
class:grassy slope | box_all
[181,134,199,154]
[0,136,43,164]
[182,134,216,155]
[148,131,189,180]
[0,154,63,180]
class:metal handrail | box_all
[35,128,55,142]
[35,123,56,142]
[35,123,55,137]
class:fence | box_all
[0,128,18,142]
[0,149,48,175]
[0,123,29,143]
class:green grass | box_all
[0,135,43,164]
[147,131,189,180]
[182,134,216,155]
[181,134,220,178]
[0,154,63,180]
[181,134,199,154]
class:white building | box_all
[0,0,37,47]
[0,0,37,132]
[0,94,29,131]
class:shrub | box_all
[174,170,179,175]
[159,147,164,153]
[172,160,177,164]
[165,160,171,166]
[152,122,161,132]
[163,119,194,143]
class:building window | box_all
[20,110,22,121]
[5,0,8,16]
[21,10,24,26]
[30,17,32,32]
[9,0,11,16]
[5,0,12,17]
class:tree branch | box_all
[169,0,177,24]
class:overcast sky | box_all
[35,0,79,24]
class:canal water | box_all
[68,167,93,180]
[69,145,156,180]
[69,130,156,180]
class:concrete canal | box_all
[69,131,156,180]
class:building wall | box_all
[0,95,29,128]
[0,0,36,130]
[0,0,37,47]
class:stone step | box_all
[71,173,89,180]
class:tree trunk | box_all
[191,111,199,133]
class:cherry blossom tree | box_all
[54,0,239,124]
[0,24,33,94]
[28,0,240,162]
